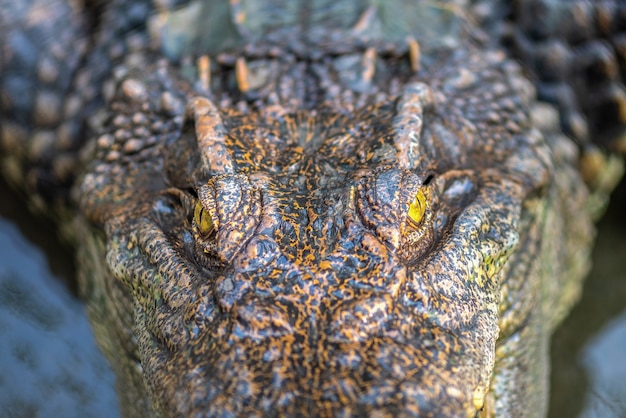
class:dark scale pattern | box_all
[1,1,622,417]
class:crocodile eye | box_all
[407,188,428,226]
[191,174,263,264]
[353,169,435,263]
[194,201,215,238]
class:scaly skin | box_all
[509,0,626,148]
[1,1,622,417]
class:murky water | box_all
[0,176,624,417]
[0,180,120,418]
[548,178,626,418]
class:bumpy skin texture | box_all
[0,0,152,212]
[509,0,626,150]
[0,0,620,417]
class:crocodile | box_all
[1,0,624,417]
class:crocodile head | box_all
[77,41,595,417]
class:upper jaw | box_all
[104,168,520,416]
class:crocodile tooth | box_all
[361,47,377,84]
[408,36,421,72]
[197,55,211,91]
[352,6,376,34]
[236,57,250,93]
[230,0,245,25]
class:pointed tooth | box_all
[197,55,211,91]
[236,57,250,93]
[361,47,377,83]
[352,6,376,34]
[408,36,421,72]
[229,0,246,24]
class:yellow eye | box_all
[194,201,214,236]
[407,188,427,226]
